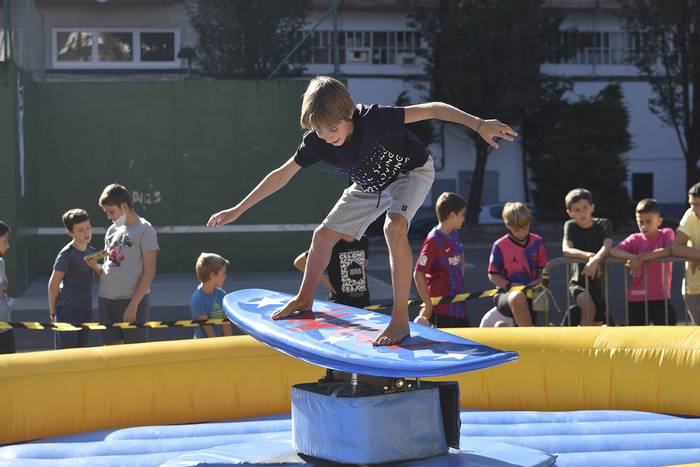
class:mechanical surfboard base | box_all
[223,289,518,378]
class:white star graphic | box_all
[433,352,472,360]
[248,296,288,309]
[321,334,352,344]
[354,313,381,321]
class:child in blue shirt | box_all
[48,209,100,349]
[190,252,233,338]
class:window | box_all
[632,173,653,202]
[53,28,180,69]
[547,31,640,65]
[300,30,423,66]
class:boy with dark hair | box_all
[293,234,370,309]
[487,202,548,326]
[562,188,613,326]
[89,183,159,345]
[0,221,14,354]
[672,182,700,324]
[191,252,233,338]
[208,76,517,345]
[609,198,676,325]
[414,192,468,328]
[48,209,100,349]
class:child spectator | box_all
[0,221,14,354]
[293,235,370,309]
[48,209,100,349]
[487,202,548,326]
[672,182,700,324]
[413,192,468,328]
[207,76,517,345]
[190,252,233,338]
[562,188,613,326]
[88,183,159,345]
[609,199,676,325]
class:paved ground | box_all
[8,237,689,352]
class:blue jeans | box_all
[55,305,92,349]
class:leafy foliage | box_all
[618,0,699,188]
[188,0,312,79]
[412,0,568,222]
[524,83,632,223]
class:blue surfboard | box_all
[223,289,518,378]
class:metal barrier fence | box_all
[542,256,688,326]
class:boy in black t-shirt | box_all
[208,76,517,345]
[562,188,613,326]
[293,235,370,309]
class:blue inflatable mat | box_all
[223,288,517,377]
[3,410,700,466]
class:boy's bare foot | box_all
[372,322,410,346]
[271,296,312,320]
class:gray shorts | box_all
[98,295,150,344]
[323,156,435,239]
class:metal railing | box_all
[542,256,687,326]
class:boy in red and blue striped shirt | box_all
[414,192,468,328]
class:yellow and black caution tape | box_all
[0,318,230,332]
[1,282,546,331]
[364,283,542,311]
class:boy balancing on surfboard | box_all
[207,76,517,346]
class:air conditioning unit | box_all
[397,53,418,67]
[347,48,370,63]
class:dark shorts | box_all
[496,292,536,326]
[429,312,470,328]
[571,285,608,323]
[98,295,150,344]
[628,300,677,326]
[0,330,15,354]
[55,305,92,349]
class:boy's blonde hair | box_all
[502,202,532,228]
[196,252,230,283]
[435,192,466,222]
[300,76,355,131]
[565,188,593,210]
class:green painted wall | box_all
[6,72,346,292]
[0,63,38,295]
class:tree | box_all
[619,0,699,190]
[524,83,632,223]
[412,0,567,223]
[187,0,312,79]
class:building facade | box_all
[1,0,689,217]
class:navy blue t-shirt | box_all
[293,104,429,193]
[53,242,97,311]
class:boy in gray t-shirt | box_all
[88,184,159,345]
[0,221,15,354]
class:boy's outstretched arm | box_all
[403,103,517,149]
[207,157,302,227]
